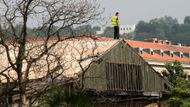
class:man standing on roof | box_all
[112,12,120,39]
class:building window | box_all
[161,53,164,57]
[151,51,153,55]
[120,28,122,30]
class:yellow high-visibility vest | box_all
[111,16,119,26]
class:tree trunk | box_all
[21,92,27,107]
[18,79,27,107]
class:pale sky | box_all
[99,0,190,25]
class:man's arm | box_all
[116,17,119,26]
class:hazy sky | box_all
[99,0,190,25]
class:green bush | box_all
[38,84,94,107]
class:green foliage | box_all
[135,16,190,44]
[38,84,94,107]
[184,16,190,24]
[172,78,190,97]
[168,97,182,107]
[162,60,186,85]
[59,27,74,36]
[103,27,114,37]
[92,26,101,31]
[162,61,190,107]
[121,32,135,39]
[135,20,167,40]
[0,24,101,38]
[168,78,190,107]
[39,86,65,107]
[74,25,100,35]
[150,16,178,27]
[34,25,60,37]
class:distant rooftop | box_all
[126,38,190,63]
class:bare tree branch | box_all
[0,0,103,106]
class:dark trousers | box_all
[114,26,120,39]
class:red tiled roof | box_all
[126,40,190,53]
[126,40,190,62]
[140,51,190,62]
[76,35,113,41]
[5,34,190,62]
[27,35,113,42]
[27,36,190,62]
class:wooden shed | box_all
[82,40,172,97]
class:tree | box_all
[162,61,190,107]
[74,25,101,35]
[38,38,112,107]
[150,16,178,28]
[134,16,190,44]
[162,61,190,106]
[168,23,190,44]
[120,32,135,39]
[38,83,94,107]
[162,60,186,85]
[135,21,156,40]
[135,21,154,33]
[61,27,75,36]
[168,78,190,107]
[103,27,114,37]
[74,25,94,35]
[135,16,178,41]
[0,0,102,107]
[184,16,190,24]
[92,26,101,32]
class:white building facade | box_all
[119,24,136,35]
[96,24,136,35]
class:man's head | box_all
[115,12,119,16]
